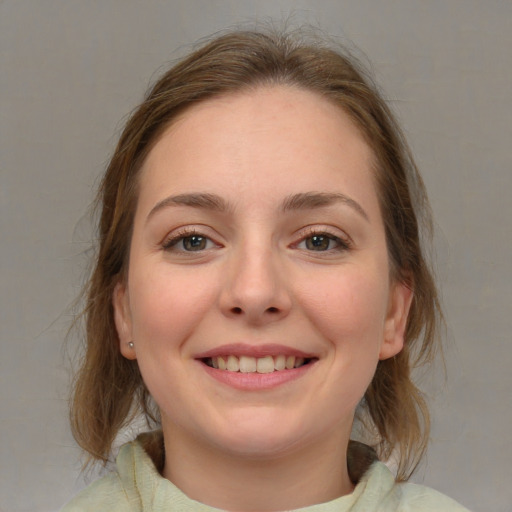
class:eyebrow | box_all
[147,193,230,222]
[281,192,369,221]
[146,191,369,222]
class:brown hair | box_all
[71,29,442,480]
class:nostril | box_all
[267,307,279,313]
[231,307,243,315]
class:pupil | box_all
[184,236,206,251]
[307,235,329,251]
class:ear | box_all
[113,281,136,360]
[379,281,413,360]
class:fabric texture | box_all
[62,433,470,511]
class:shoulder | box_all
[357,462,471,512]
[371,463,470,511]
[60,471,135,512]
[396,481,471,511]
[61,441,147,512]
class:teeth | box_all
[257,356,274,374]
[208,355,310,373]
[227,355,239,372]
[274,355,286,371]
[239,356,256,373]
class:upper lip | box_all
[194,343,317,359]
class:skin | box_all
[113,86,412,511]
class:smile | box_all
[195,344,318,389]
[203,355,313,373]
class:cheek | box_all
[298,266,389,351]
[128,265,218,347]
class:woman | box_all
[64,29,469,511]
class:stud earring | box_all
[128,341,134,349]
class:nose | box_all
[219,243,292,326]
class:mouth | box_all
[194,344,318,389]
[201,355,317,373]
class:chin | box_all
[203,410,312,459]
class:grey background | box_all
[1,1,510,511]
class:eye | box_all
[304,234,335,251]
[162,230,217,252]
[179,235,211,251]
[296,230,350,253]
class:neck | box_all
[161,422,354,512]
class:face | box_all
[114,86,412,460]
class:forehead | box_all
[148,85,372,162]
[137,86,379,218]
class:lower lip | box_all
[199,360,316,391]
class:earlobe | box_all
[113,281,136,360]
[379,281,414,360]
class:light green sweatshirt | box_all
[62,435,470,511]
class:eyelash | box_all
[162,226,351,255]
[295,227,352,253]
[162,228,218,252]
